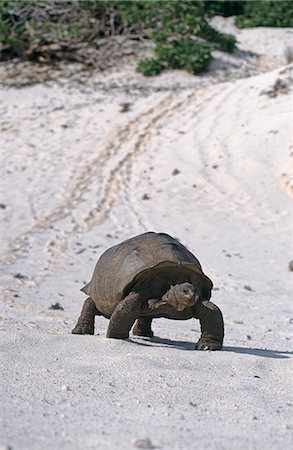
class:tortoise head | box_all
[162,282,199,311]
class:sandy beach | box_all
[1,17,293,450]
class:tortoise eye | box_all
[183,288,189,294]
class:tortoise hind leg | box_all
[133,318,154,338]
[107,293,142,339]
[72,297,101,335]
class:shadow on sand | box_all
[223,346,292,359]
[131,336,195,350]
[130,336,292,359]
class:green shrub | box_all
[137,58,165,76]
[235,1,293,28]
[123,1,233,75]
[0,0,236,76]
[154,40,212,74]
[0,0,114,60]
[215,32,236,52]
[199,22,236,52]
[203,1,245,17]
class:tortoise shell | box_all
[81,232,213,317]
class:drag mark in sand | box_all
[1,89,198,279]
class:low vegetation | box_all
[235,1,293,28]
[0,0,292,77]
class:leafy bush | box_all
[215,32,236,52]
[117,0,206,38]
[0,0,237,76]
[203,1,245,17]
[235,1,293,28]
[199,22,236,53]
[0,0,116,61]
[155,40,212,74]
[137,58,165,77]
[0,0,36,58]
[137,40,212,77]
[120,1,234,76]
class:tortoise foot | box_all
[195,338,222,351]
[72,297,97,335]
[132,318,154,338]
[132,328,154,338]
[106,331,129,340]
[133,330,154,338]
[72,324,94,335]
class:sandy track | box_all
[2,90,201,272]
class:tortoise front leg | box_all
[72,297,100,335]
[192,300,224,351]
[107,292,142,339]
[133,318,154,338]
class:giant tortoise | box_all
[72,232,224,350]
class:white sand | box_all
[1,19,293,450]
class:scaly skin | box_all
[71,297,100,335]
[132,317,154,338]
[72,295,224,350]
[106,293,142,339]
[193,300,224,350]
